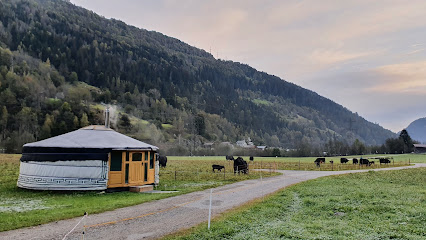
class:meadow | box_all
[169,153,419,171]
[0,154,278,232]
[167,167,426,240]
[0,153,423,232]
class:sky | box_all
[70,0,426,133]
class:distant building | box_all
[256,146,267,151]
[413,144,426,153]
[236,140,248,148]
[236,138,255,148]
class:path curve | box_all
[1,163,425,240]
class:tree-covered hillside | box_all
[0,0,396,154]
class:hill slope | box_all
[406,118,426,143]
[0,0,395,153]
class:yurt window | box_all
[125,164,129,184]
[144,163,148,182]
[110,151,122,171]
[132,153,142,161]
[149,152,154,169]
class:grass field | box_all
[169,153,425,163]
[167,167,426,240]
[1,153,424,232]
[0,154,278,232]
[170,153,424,171]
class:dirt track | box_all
[1,164,424,240]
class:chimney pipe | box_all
[105,107,110,128]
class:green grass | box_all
[167,168,426,240]
[169,154,425,163]
[162,123,173,129]
[0,154,278,232]
[170,154,423,171]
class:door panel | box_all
[129,152,144,185]
[108,151,124,187]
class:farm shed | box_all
[413,144,426,153]
[17,125,159,190]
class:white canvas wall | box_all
[17,160,108,190]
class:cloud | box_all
[367,61,426,94]
[307,48,379,66]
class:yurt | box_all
[17,125,159,190]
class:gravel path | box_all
[1,163,424,240]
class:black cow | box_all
[360,158,370,166]
[158,155,167,167]
[330,160,334,164]
[340,158,349,164]
[370,161,375,165]
[249,156,254,161]
[379,158,391,165]
[212,164,225,172]
[226,155,235,161]
[314,158,325,167]
[234,157,248,174]
[352,158,358,164]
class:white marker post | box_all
[208,189,212,230]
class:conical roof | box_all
[24,125,158,150]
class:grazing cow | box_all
[249,156,254,161]
[340,158,349,164]
[359,158,370,166]
[330,160,334,164]
[379,158,391,165]
[352,158,358,164]
[234,157,248,174]
[212,164,225,172]
[226,155,235,161]
[370,161,375,165]
[158,155,167,167]
[314,158,326,167]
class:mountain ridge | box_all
[0,0,396,154]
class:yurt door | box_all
[129,152,144,184]
[107,151,124,188]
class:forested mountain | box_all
[406,118,426,144]
[0,0,396,154]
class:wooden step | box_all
[129,185,154,193]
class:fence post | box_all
[208,189,212,230]
[224,167,226,180]
[331,162,333,171]
[174,167,177,181]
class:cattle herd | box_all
[314,157,392,167]
[155,154,392,176]
[155,154,252,175]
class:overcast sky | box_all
[70,0,426,133]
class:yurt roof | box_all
[24,125,158,151]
